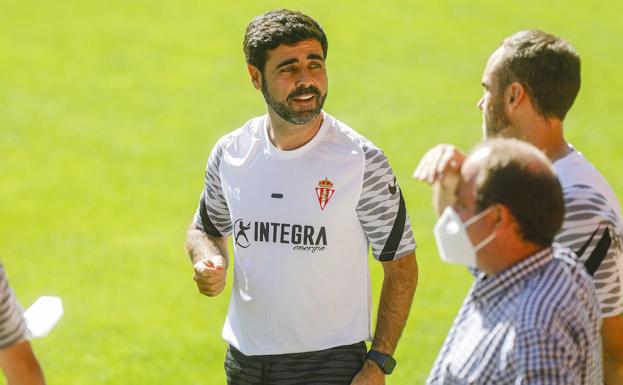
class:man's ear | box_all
[505,81,525,112]
[494,204,520,235]
[247,64,262,90]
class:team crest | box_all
[315,178,335,210]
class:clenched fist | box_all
[193,255,227,297]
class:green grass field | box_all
[1,1,622,383]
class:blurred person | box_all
[0,264,46,385]
[426,139,602,384]
[184,9,418,385]
[414,30,623,384]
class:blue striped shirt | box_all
[426,247,602,385]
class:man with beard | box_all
[185,9,418,385]
[414,30,623,384]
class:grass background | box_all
[1,0,622,384]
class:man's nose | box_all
[295,68,313,87]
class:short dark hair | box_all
[473,139,564,247]
[496,30,581,120]
[243,9,328,72]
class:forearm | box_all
[603,315,623,385]
[604,354,623,385]
[184,225,229,266]
[432,173,459,217]
[0,340,45,385]
[371,252,418,354]
[5,365,45,385]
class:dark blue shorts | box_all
[224,341,367,385]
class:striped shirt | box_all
[192,111,416,355]
[554,149,623,317]
[426,247,603,385]
[0,264,27,349]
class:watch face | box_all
[384,357,396,374]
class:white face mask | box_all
[433,206,497,268]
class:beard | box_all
[261,80,327,125]
[482,95,512,139]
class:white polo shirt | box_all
[193,112,416,355]
[554,148,623,317]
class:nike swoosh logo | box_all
[388,178,397,195]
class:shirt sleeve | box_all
[356,142,416,261]
[555,184,623,317]
[0,265,27,350]
[192,137,233,237]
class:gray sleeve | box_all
[356,142,416,261]
[0,265,27,350]
[192,138,232,237]
[555,184,623,317]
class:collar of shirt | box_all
[471,247,553,305]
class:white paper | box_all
[24,296,64,338]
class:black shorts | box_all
[224,341,367,385]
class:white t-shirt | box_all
[0,264,27,349]
[554,148,623,317]
[193,112,416,355]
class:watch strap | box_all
[366,349,396,375]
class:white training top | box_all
[193,112,416,355]
[0,264,27,349]
[554,148,623,317]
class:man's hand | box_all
[412,143,465,184]
[413,144,465,215]
[193,255,227,297]
[350,359,385,385]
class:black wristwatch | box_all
[366,350,396,375]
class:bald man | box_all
[426,139,602,385]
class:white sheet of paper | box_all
[24,296,64,338]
